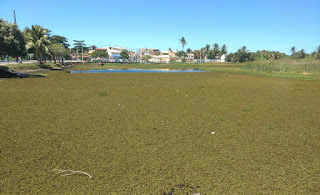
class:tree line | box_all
[225,45,320,62]
[178,37,320,62]
[1,18,71,64]
[176,37,228,60]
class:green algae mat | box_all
[0,72,319,194]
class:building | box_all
[129,51,136,61]
[186,53,194,60]
[89,45,97,50]
[138,48,160,56]
[148,50,177,63]
[106,47,127,61]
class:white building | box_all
[106,47,127,60]
[186,53,194,60]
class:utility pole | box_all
[81,44,83,61]
[73,40,85,61]
[14,10,17,24]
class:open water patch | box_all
[70,69,206,73]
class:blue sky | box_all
[2,0,319,54]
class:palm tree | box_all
[179,37,187,52]
[204,44,210,60]
[290,46,296,54]
[299,49,306,58]
[241,46,247,52]
[25,25,51,64]
[213,43,220,57]
[220,44,227,56]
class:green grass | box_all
[243,58,320,73]
[74,62,245,72]
[98,91,108,96]
[243,107,252,111]
[72,61,320,80]
[3,60,320,80]
[0,71,319,194]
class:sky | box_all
[1,0,319,54]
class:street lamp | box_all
[73,40,85,61]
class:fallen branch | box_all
[50,169,92,179]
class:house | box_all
[220,54,226,62]
[129,51,136,61]
[89,45,97,50]
[106,47,127,61]
[88,46,107,54]
[148,50,177,63]
[186,53,194,60]
[138,48,160,56]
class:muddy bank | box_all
[0,66,29,78]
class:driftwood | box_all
[50,169,92,179]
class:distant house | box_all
[105,47,127,61]
[129,51,136,61]
[186,53,194,60]
[148,50,177,63]
[89,45,97,50]
[138,48,160,56]
[96,47,108,52]
[88,46,107,54]
[220,54,226,62]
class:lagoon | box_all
[70,69,206,73]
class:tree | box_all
[227,47,255,62]
[90,50,108,58]
[179,37,187,51]
[176,50,185,57]
[213,43,220,57]
[200,47,205,59]
[24,25,51,64]
[204,44,210,59]
[220,44,227,56]
[186,48,192,54]
[290,46,296,54]
[49,35,69,48]
[141,55,151,62]
[120,49,129,60]
[0,18,26,59]
[314,45,320,60]
[298,49,306,58]
[207,51,215,59]
[48,43,66,64]
[241,46,247,52]
[192,50,200,59]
